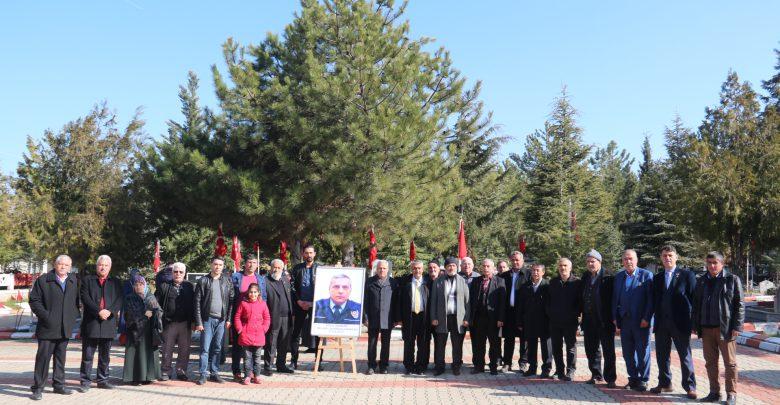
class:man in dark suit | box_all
[547,257,582,381]
[469,259,506,375]
[289,244,320,369]
[612,249,654,392]
[395,260,429,374]
[419,259,441,373]
[364,260,396,374]
[580,250,617,388]
[263,259,295,376]
[651,246,697,399]
[517,263,552,378]
[500,251,529,373]
[78,255,123,392]
[313,274,362,324]
[28,255,80,401]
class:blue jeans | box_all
[199,317,226,376]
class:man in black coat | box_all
[263,259,295,376]
[651,246,697,399]
[364,259,396,374]
[28,255,80,401]
[154,262,195,381]
[517,263,552,378]
[395,260,429,375]
[78,255,123,391]
[289,244,320,369]
[419,259,441,373]
[547,257,583,381]
[500,251,529,373]
[580,249,617,388]
[469,259,506,375]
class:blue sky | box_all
[1,1,778,175]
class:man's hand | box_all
[225,322,231,330]
[731,330,740,339]
[497,321,504,328]
[639,319,649,328]
[144,310,153,318]
[394,322,401,327]
[463,321,469,327]
[431,319,439,326]
[98,309,111,320]
[195,325,204,332]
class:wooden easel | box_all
[313,336,357,375]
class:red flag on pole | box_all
[519,235,526,254]
[253,241,260,258]
[409,240,416,261]
[215,224,228,257]
[153,239,161,273]
[457,219,468,260]
[16,290,23,302]
[368,228,378,269]
[231,235,242,270]
[280,241,288,265]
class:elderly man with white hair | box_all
[79,255,123,392]
[458,256,480,287]
[154,262,195,381]
[263,259,295,376]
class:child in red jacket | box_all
[233,283,271,384]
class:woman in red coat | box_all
[233,283,271,384]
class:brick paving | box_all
[0,335,777,404]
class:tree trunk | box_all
[341,242,355,267]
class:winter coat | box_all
[233,298,271,347]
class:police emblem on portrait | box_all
[311,266,366,338]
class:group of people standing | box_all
[28,244,744,405]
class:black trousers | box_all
[290,306,318,361]
[434,314,464,371]
[367,328,392,369]
[502,308,528,368]
[31,338,69,393]
[420,325,435,370]
[655,322,696,391]
[550,323,577,376]
[231,328,243,375]
[264,316,292,369]
[524,332,552,374]
[402,313,427,370]
[80,337,113,385]
[470,315,501,370]
[582,317,616,383]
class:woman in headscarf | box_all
[122,274,163,385]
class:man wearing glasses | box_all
[155,262,195,381]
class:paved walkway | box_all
[0,335,777,404]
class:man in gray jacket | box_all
[430,257,470,376]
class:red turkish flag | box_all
[280,241,288,265]
[153,239,161,273]
[457,219,468,260]
[519,235,527,254]
[368,228,378,269]
[215,224,228,257]
[409,240,417,261]
[231,236,242,270]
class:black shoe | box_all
[159,374,169,382]
[176,374,189,381]
[470,368,484,374]
[624,380,636,390]
[77,384,90,393]
[209,374,225,384]
[700,392,721,402]
[501,364,511,373]
[518,363,530,373]
[606,382,617,388]
[262,368,273,376]
[490,369,498,375]
[433,369,445,376]
[53,387,73,395]
[452,367,461,376]
[366,368,375,375]
[196,376,207,385]
[726,393,736,405]
[290,361,298,370]
[277,366,294,374]
[414,368,425,375]
[540,372,553,379]
[30,392,42,401]
[378,367,388,374]
[561,375,573,382]
[633,383,647,392]
[404,368,412,375]
[97,382,114,389]
[522,370,536,377]
[304,348,318,354]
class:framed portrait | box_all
[310,266,366,338]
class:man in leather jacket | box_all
[194,257,235,385]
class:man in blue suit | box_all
[612,249,654,392]
[651,246,697,399]
[313,274,362,324]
